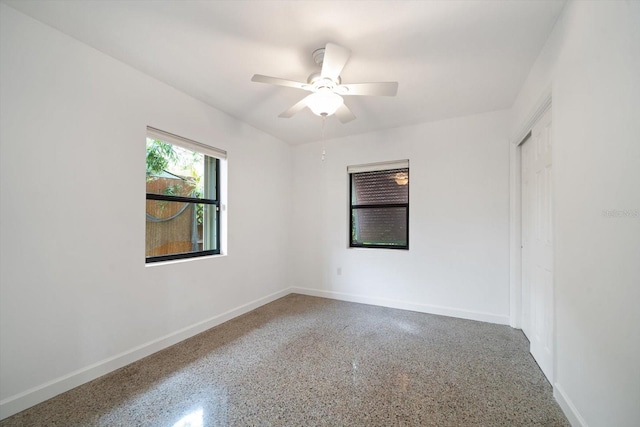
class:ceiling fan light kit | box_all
[251,42,398,123]
[306,90,344,116]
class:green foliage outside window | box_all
[146,138,206,223]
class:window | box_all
[349,160,409,249]
[146,127,226,263]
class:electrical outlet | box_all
[337,267,342,276]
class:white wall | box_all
[0,4,291,418]
[291,110,511,324]
[510,1,640,426]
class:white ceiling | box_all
[4,0,565,145]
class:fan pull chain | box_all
[321,114,326,161]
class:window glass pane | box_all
[352,168,409,205]
[146,138,212,199]
[146,200,216,257]
[352,207,408,246]
[204,155,217,201]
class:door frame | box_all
[509,90,552,330]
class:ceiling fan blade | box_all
[334,103,356,123]
[321,43,351,81]
[278,95,312,118]
[251,74,309,90]
[340,82,399,96]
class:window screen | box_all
[350,166,409,249]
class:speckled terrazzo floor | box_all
[1,294,569,426]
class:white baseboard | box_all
[291,287,510,325]
[554,382,588,427]
[0,288,290,420]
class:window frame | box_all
[145,128,224,263]
[349,162,410,250]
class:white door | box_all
[521,107,554,382]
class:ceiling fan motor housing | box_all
[307,72,341,88]
[309,47,341,88]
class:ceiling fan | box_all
[251,43,398,123]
